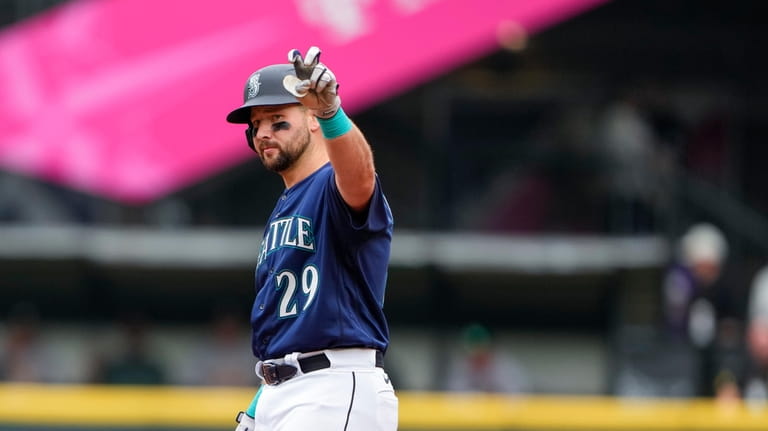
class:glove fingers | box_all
[282,75,309,97]
[288,48,314,79]
[283,46,338,117]
[315,78,328,94]
[311,65,337,93]
[295,79,312,96]
[287,48,302,64]
[310,66,326,90]
[315,75,336,95]
[303,46,321,67]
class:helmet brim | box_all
[226,95,301,124]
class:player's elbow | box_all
[340,171,376,212]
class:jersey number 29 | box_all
[275,265,319,318]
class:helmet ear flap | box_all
[245,125,257,152]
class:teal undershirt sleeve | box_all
[246,385,263,417]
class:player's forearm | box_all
[317,108,376,211]
[326,124,376,211]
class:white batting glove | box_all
[235,411,255,431]
[282,46,341,119]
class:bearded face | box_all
[249,105,312,173]
[258,121,311,173]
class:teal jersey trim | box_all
[246,385,264,417]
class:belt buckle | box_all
[261,361,297,385]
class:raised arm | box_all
[321,121,375,211]
[283,46,376,212]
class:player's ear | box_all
[307,111,321,133]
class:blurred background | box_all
[1,0,768,429]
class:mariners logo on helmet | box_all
[226,64,298,125]
[247,73,261,100]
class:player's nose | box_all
[255,124,274,141]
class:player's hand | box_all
[234,411,255,431]
[282,46,341,119]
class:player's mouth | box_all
[260,144,280,157]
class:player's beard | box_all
[260,123,311,173]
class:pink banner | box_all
[0,0,607,203]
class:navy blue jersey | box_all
[250,162,393,360]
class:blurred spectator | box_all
[443,323,530,394]
[480,169,554,233]
[181,306,258,387]
[661,223,734,396]
[93,314,166,385]
[0,302,48,382]
[480,106,603,233]
[663,223,728,344]
[613,223,734,398]
[596,94,665,233]
[742,265,768,405]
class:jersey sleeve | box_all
[327,172,393,235]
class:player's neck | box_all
[280,140,329,189]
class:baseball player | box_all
[225,46,398,430]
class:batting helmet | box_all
[226,64,300,150]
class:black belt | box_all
[261,351,384,385]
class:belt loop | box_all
[254,360,264,380]
[285,352,302,374]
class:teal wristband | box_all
[317,107,353,139]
